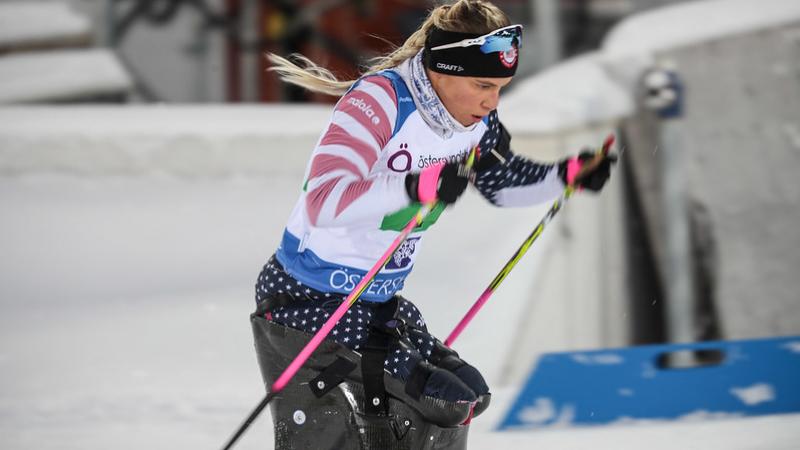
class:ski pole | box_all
[444,135,615,347]
[220,204,430,450]
[221,148,478,450]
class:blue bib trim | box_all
[275,229,411,303]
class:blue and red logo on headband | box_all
[499,45,518,68]
[424,24,523,77]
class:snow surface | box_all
[1,172,798,450]
[0,169,554,448]
[0,112,795,449]
[0,49,132,103]
[0,1,91,47]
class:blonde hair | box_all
[267,0,511,97]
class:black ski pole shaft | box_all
[444,135,615,347]
[220,203,435,449]
[221,391,276,450]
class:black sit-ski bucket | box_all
[252,314,471,450]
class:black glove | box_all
[558,150,617,192]
[405,161,472,204]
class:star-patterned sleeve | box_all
[472,111,565,207]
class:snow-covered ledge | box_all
[0,2,92,51]
[0,105,332,177]
[0,49,133,104]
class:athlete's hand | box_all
[559,135,617,192]
[405,161,473,205]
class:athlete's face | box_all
[427,70,513,127]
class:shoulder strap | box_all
[375,70,416,139]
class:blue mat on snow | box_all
[498,335,800,430]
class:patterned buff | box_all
[395,50,476,140]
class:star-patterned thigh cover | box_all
[255,255,437,381]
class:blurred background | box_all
[1,0,799,448]
[0,0,671,103]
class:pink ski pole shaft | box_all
[271,144,477,393]
[221,204,431,450]
[271,203,431,392]
[223,148,478,450]
[444,135,614,347]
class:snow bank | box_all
[0,1,91,49]
[0,49,133,103]
[501,0,800,135]
[603,0,800,57]
[0,105,333,176]
[601,0,800,98]
[499,52,632,134]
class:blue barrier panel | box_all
[498,336,800,430]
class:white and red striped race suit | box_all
[275,70,564,302]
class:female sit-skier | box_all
[251,0,614,448]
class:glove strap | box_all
[565,157,583,186]
[417,163,445,204]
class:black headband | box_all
[423,26,520,78]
